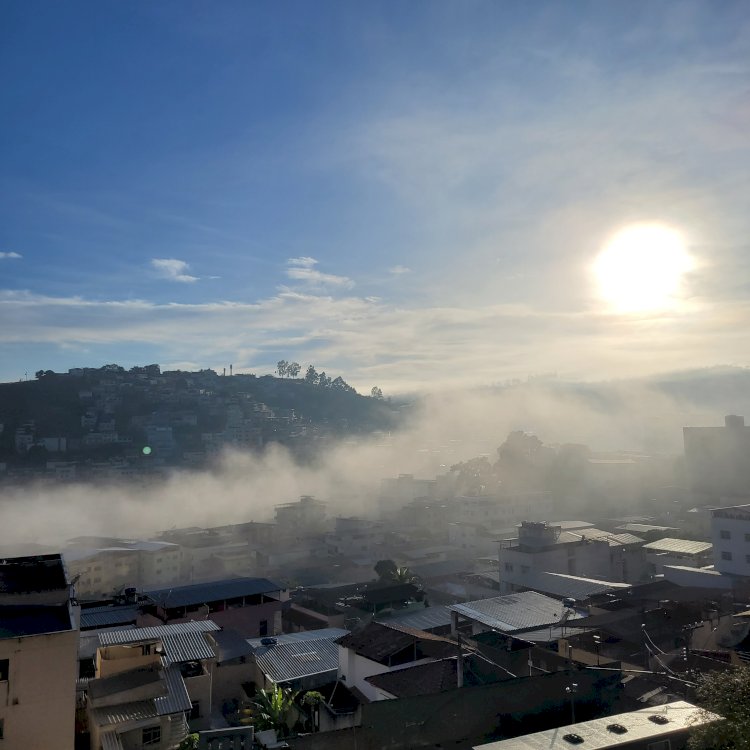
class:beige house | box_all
[0,554,79,750]
[88,620,223,749]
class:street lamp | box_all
[565,683,578,725]
[593,634,601,666]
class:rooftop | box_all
[365,654,496,697]
[449,591,580,633]
[642,538,713,555]
[0,603,74,638]
[472,700,720,749]
[252,635,342,684]
[0,553,68,594]
[377,605,453,632]
[145,577,282,608]
[337,622,456,664]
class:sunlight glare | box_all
[594,223,692,312]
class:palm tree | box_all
[241,684,299,737]
[392,566,420,585]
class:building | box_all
[335,621,457,702]
[498,522,646,592]
[684,414,750,500]
[0,554,79,749]
[247,628,349,692]
[141,577,287,638]
[88,620,221,746]
[472,700,720,750]
[642,538,713,576]
[711,504,750,576]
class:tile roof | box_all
[448,591,580,633]
[336,621,456,663]
[145,577,282,608]
[642,538,713,555]
[365,654,499,698]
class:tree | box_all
[374,559,398,581]
[688,665,750,749]
[305,365,319,385]
[287,362,301,378]
[371,386,383,399]
[318,371,331,388]
[392,566,420,585]
[178,735,199,750]
[331,376,355,393]
[242,685,299,737]
[277,360,289,377]
[301,690,324,732]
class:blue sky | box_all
[1,1,749,392]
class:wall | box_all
[288,669,621,750]
[712,509,750,575]
[0,628,78,750]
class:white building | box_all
[711,503,750,576]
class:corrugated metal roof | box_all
[478,571,630,601]
[376,606,453,632]
[91,700,157,727]
[449,591,580,633]
[253,637,340,684]
[161,631,216,665]
[145,577,282,608]
[210,629,255,663]
[154,663,192,715]
[101,731,125,750]
[80,606,138,629]
[642,538,713,555]
[247,628,349,649]
[99,619,219,646]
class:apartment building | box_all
[0,554,79,749]
[711,503,750,576]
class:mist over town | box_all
[3,1,750,749]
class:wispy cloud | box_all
[285,257,354,288]
[0,252,22,260]
[150,258,199,283]
[389,265,411,275]
[0,286,745,394]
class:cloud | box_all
[0,286,747,395]
[150,258,199,283]
[285,257,354,288]
[0,252,22,259]
[389,265,411,275]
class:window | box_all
[190,701,200,720]
[0,718,4,740]
[259,620,268,637]
[0,659,8,681]
[722,551,733,561]
[504,563,514,572]
[142,727,161,746]
[720,530,731,539]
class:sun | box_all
[593,223,692,313]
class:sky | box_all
[1,1,749,394]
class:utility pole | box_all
[565,682,578,725]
